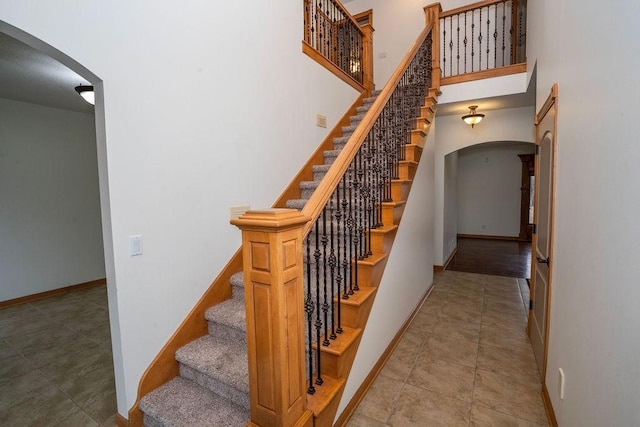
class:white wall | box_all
[442,151,458,262]
[338,122,435,420]
[0,1,359,415]
[527,0,640,425]
[0,98,105,301]
[433,106,534,264]
[457,142,534,237]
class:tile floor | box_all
[0,285,117,426]
[348,271,548,426]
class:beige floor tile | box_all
[58,364,115,410]
[407,357,476,402]
[0,339,19,361]
[0,381,80,426]
[39,345,113,384]
[0,303,40,321]
[396,327,426,350]
[470,404,548,426]
[0,371,52,412]
[99,413,118,427]
[0,354,34,380]
[418,299,443,317]
[477,344,540,382]
[480,326,532,351]
[55,409,100,426]
[353,374,404,423]
[378,346,420,382]
[347,413,389,426]
[422,333,478,368]
[473,370,548,424]
[0,312,55,339]
[482,312,528,331]
[5,324,79,354]
[405,311,436,333]
[430,317,481,343]
[439,306,483,325]
[388,383,471,426]
[83,391,118,424]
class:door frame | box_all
[527,83,558,382]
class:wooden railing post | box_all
[424,3,442,91]
[361,22,375,95]
[231,209,313,427]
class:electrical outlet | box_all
[316,114,327,128]
[230,205,250,220]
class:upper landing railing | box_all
[439,0,527,84]
[303,0,374,93]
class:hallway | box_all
[447,238,532,279]
[348,271,548,426]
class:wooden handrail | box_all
[325,0,365,36]
[301,22,435,237]
[440,0,508,18]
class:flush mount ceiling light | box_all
[462,105,485,128]
[75,85,95,105]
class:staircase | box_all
[138,91,404,426]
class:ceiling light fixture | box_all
[462,105,484,128]
[75,85,95,105]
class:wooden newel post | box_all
[424,3,442,91]
[231,209,313,427]
[361,22,375,95]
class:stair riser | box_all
[391,181,411,202]
[317,334,362,379]
[405,145,423,163]
[356,256,389,287]
[399,162,417,180]
[179,364,250,410]
[338,289,377,329]
[382,203,404,225]
[370,227,398,255]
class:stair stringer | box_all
[305,92,439,427]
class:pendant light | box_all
[462,105,484,128]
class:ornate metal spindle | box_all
[509,0,514,64]
[346,167,355,296]
[456,16,460,76]
[478,7,482,70]
[442,17,447,78]
[332,187,342,336]
[471,9,475,72]
[313,219,323,386]
[340,175,350,302]
[449,16,460,76]
[502,1,507,66]
[321,209,330,347]
[494,4,498,68]
[486,6,491,68]
[464,12,468,73]
[305,234,315,394]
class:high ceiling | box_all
[0,32,94,114]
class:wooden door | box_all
[529,84,558,378]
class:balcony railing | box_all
[303,0,373,92]
[439,0,527,83]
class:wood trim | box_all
[542,382,559,427]
[440,0,509,19]
[116,413,129,427]
[301,41,367,93]
[328,0,366,36]
[127,249,243,426]
[441,63,526,85]
[301,22,435,237]
[424,3,442,91]
[353,9,373,27]
[0,278,106,309]
[457,233,524,242]
[272,93,367,209]
[528,83,558,384]
[443,246,458,270]
[334,286,433,426]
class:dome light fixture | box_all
[74,85,95,105]
[462,105,484,128]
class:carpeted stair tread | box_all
[176,335,249,396]
[230,272,244,291]
[356,105,371,114]
[312,164,332,174]
[300,180,321,190]
[333,136,349,146]
[286,199,308,210]
[205,298,246,335]
[341,125,357,134]
[139,377,249,427]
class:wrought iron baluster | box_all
[313,219,323,386]
[305,234,315,394]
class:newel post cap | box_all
[231,208,310,232]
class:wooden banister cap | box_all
[231,208,310,231]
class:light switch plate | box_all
[129,235,143,256]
